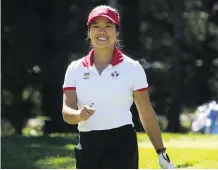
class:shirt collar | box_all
[82,47,123,68]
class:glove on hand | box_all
[158,152,175,169]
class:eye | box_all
[91,25,99,28]
[106,25,112,28]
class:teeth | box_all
[97,37,107,40]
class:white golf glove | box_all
[158,152,175,169]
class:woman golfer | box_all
[62,5,175,169]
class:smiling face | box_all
[89,17,117,49]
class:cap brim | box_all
[88,15,117,27]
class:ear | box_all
[116,32,120,36]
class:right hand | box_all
[78,105,95,121]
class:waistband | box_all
[79,124,134,136]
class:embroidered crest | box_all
[83,72,90,79]
[111,71,119,78]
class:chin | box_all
[95,43,114,49]
[96,45,110,49]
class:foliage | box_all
[2,0,218,133]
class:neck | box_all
[93,46,115,65]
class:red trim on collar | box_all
[82,48,123,67]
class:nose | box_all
[98,28,106,34]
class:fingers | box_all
[79,106,95,121]
[84,106,95,114]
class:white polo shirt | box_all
[63,48,149,132]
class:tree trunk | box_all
[166,0,184,132]
[120,0,141,57]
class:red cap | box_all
[87,6,120,27]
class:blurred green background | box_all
[2,0,218,135]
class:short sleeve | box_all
[132,61,149,91]
[62,63,76,91]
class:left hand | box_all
[158,152,175,169]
